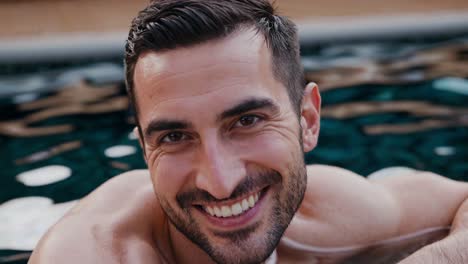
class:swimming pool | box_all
[0,33,467,263]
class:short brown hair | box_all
[125,0,305,137]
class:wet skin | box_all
[29,29,468,264]
[29,165,468,264]
[132,28,318,264]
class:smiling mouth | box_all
[195,187,269,219]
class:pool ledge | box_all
[1,11,468,63]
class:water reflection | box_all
[0,35,467,263]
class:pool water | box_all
[302,36,468,179]
[0,34,467,263]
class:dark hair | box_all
[125,0,305,138]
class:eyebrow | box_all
[144,119,192,138]
[144,97,279,139]
[217,97,279,122]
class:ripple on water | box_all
[434,146,456,156]
[12,93,40,104]
[16,165,72,187]
[128,131,138,140]
[433,77,468,95]
[0,197,77,250]
[104,145,137,158]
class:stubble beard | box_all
[157,156,307,264]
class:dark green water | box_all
[0,35,467,263]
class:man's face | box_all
[133,29,318,264]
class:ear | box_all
[133,127,148,164]
[300,82,321,152]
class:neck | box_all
[168,223,215,264]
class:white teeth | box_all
[203,191,262,218]
[241,199,250,211]
[205,206,214,216]
[248,195,255,207]
[231,203,243,215]
[214,206,222,217]
[221,206,232,217]
[206,206,214,216]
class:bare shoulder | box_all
[304,165,468,212]
[301,165,468,236]
[368,168,468,233]
[67,169,156,215]
[291,165,401,245]
[29,170,165,264]
[303,164,396,207]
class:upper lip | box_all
[193,186,267,207]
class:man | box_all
[29,0,468,263]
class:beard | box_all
[157,159,307,264]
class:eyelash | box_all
[159,131,190,144]
[157,114,264,145]
[232,114,263,129]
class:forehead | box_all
[133,29,289,127]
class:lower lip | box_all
[197,188,269,229]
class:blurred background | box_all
[1,0,468,263]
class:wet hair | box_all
[125,0,305,138]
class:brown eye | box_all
[161,131,187,143]
[234,115,261,128]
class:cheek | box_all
[149,153,194,202]
[237,131,301,172]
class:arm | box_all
[398,197,468,264]
[286,165,467,262]
[371,170,468,264]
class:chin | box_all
[161,163,307,264]
[204,229,278,264]
[199,192,293,264]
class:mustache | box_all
[176,169,282,208]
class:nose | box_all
[195,132,246,200]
